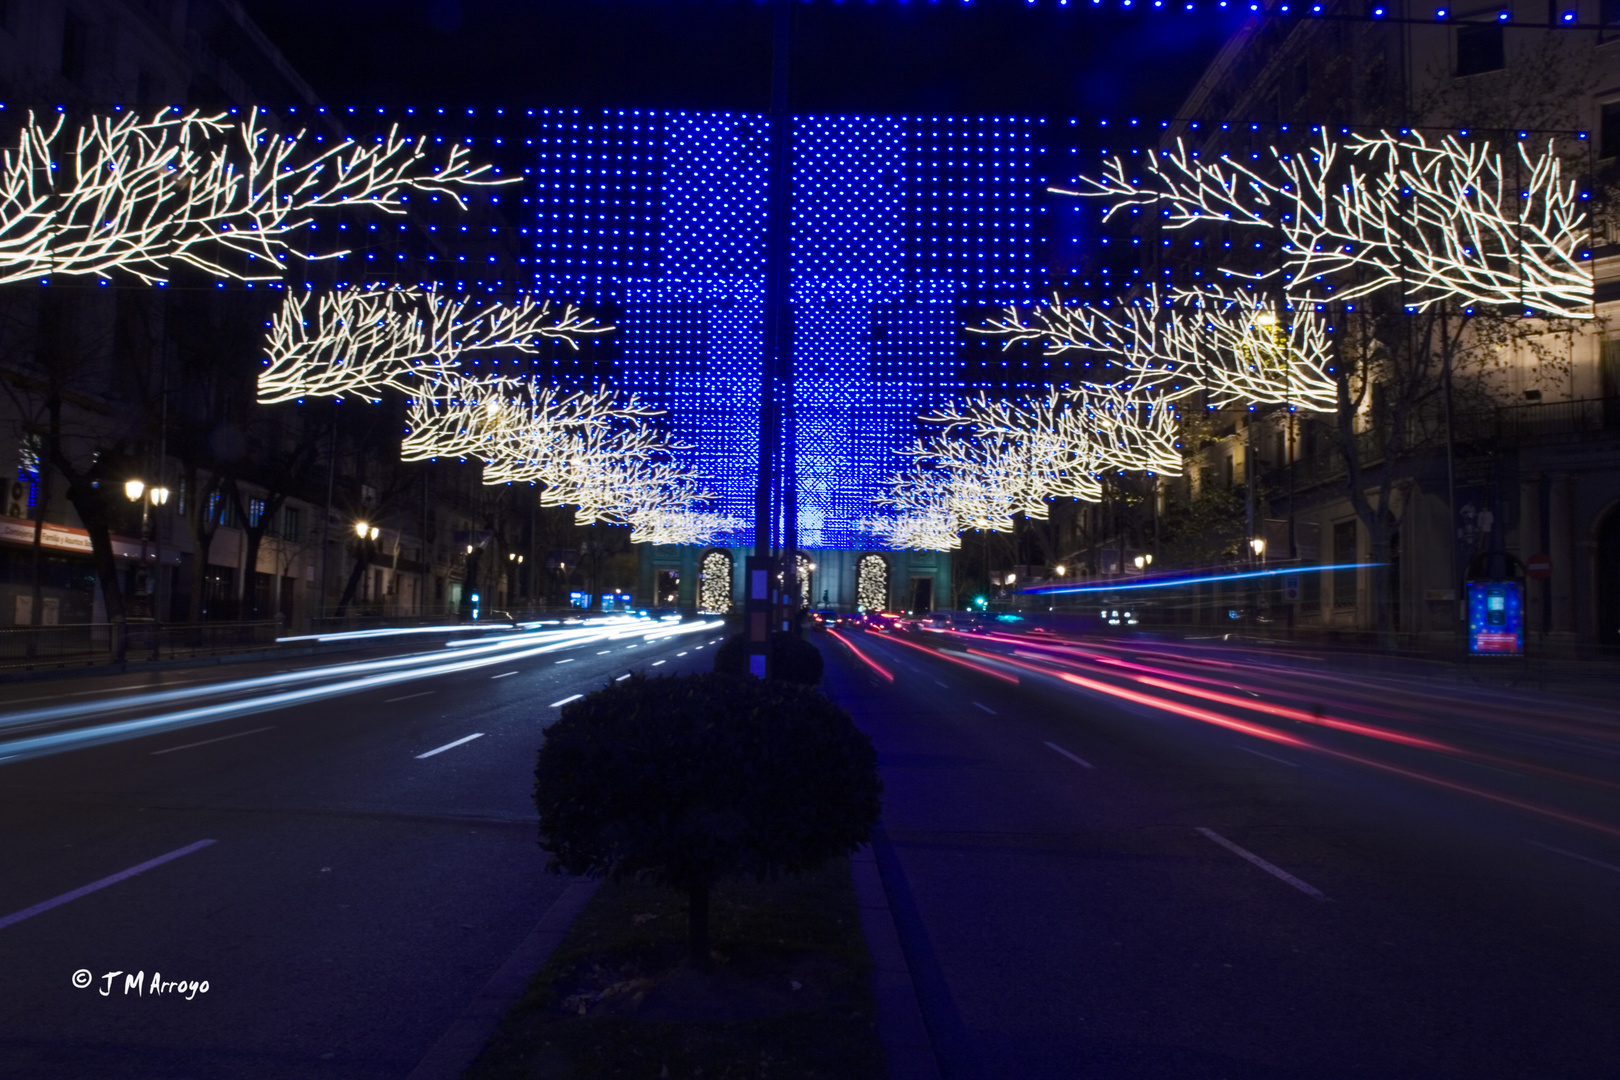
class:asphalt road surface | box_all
[820,623,1620,1080]
[0,616,726,1080]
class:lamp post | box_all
[125,479,171,658]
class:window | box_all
[1302,565,1322,613]
[207,490,237,529]
[1602,102,1620,161]
[1605,0,1620,28]
[282,507,301,542]
[61,12,87,83]
[1333,520,1358,608]
[248,498,265,529]
[1455,21,1504,77]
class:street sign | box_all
[1283,575,1300,602]
[1526,553,1552,580]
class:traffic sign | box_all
[1526,553,1552,581]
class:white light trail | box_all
[0,619,655,752]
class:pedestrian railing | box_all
[0,619,286,672]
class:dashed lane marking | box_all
[1197,827,1325,900]
[1044,741,1094,769]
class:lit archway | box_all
[699,550,733,614]
[856,553,889,612]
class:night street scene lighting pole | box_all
[748,0,796,680]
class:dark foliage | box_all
[711,631,825,685]
[534,672,881,967]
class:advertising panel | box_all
[1466,580,1523,655]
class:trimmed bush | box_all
[535,672,881,968]
[712,630,825,685]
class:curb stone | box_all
[851,843,945,1080]
[404,878,600,1080]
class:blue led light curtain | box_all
[527,109,1042,548]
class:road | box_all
[0,616,725,1080]
[821,622,1620,1079]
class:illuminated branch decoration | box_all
[259,287,612,403]
[403,376,736,546]
[0,107,512,285]
[1167,287,1337,410]
[868,382,1183,551]
[860,507,962,553]
[632,510,747,548]
[1063,130,1591,317]
[969,289,1193,399]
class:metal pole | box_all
[320,403,338,626]
[750,0,792,674]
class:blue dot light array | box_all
[523,109,1043,549]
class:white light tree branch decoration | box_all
[971,284,1336,411]
[629,510,747,547]
[866,381,1183,551]
[1166,286,1338,410]
[403,375,736,546]
[0,107,513,284]
[1061,129,1591,317]
[259,286,612,403]
[968,288,1194,399]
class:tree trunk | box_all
[26,463,50,659]
[240,526,266,620]
[334,545,372,617]
[686,876,712,972]
[62,475,128,663]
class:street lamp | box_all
[1054,564,1066,577]
[355,521,379,541]
[124,479,146,502]
[1250,537,1266,558]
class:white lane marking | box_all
[1196,828,1325,900]
[490,671,519,680]
[973,702,996,715]
[554,658,575,665]
[0,840,216,932]
[150,727,274,756]
[596,650,611,655]
[694,645,705,650]
[1044,741,1094,769]
[1238,746,1300,768]
[1530,841,1620,875]
[416,733,485,759]
[549,694,585,707]
[652,660,667,667]
[385,691,435,703]
[677,651,688,657]
[614,674,631,682]
[626,644,638,649]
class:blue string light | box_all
[525,109,1039,548]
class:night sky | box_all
[240,0,1239,120]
